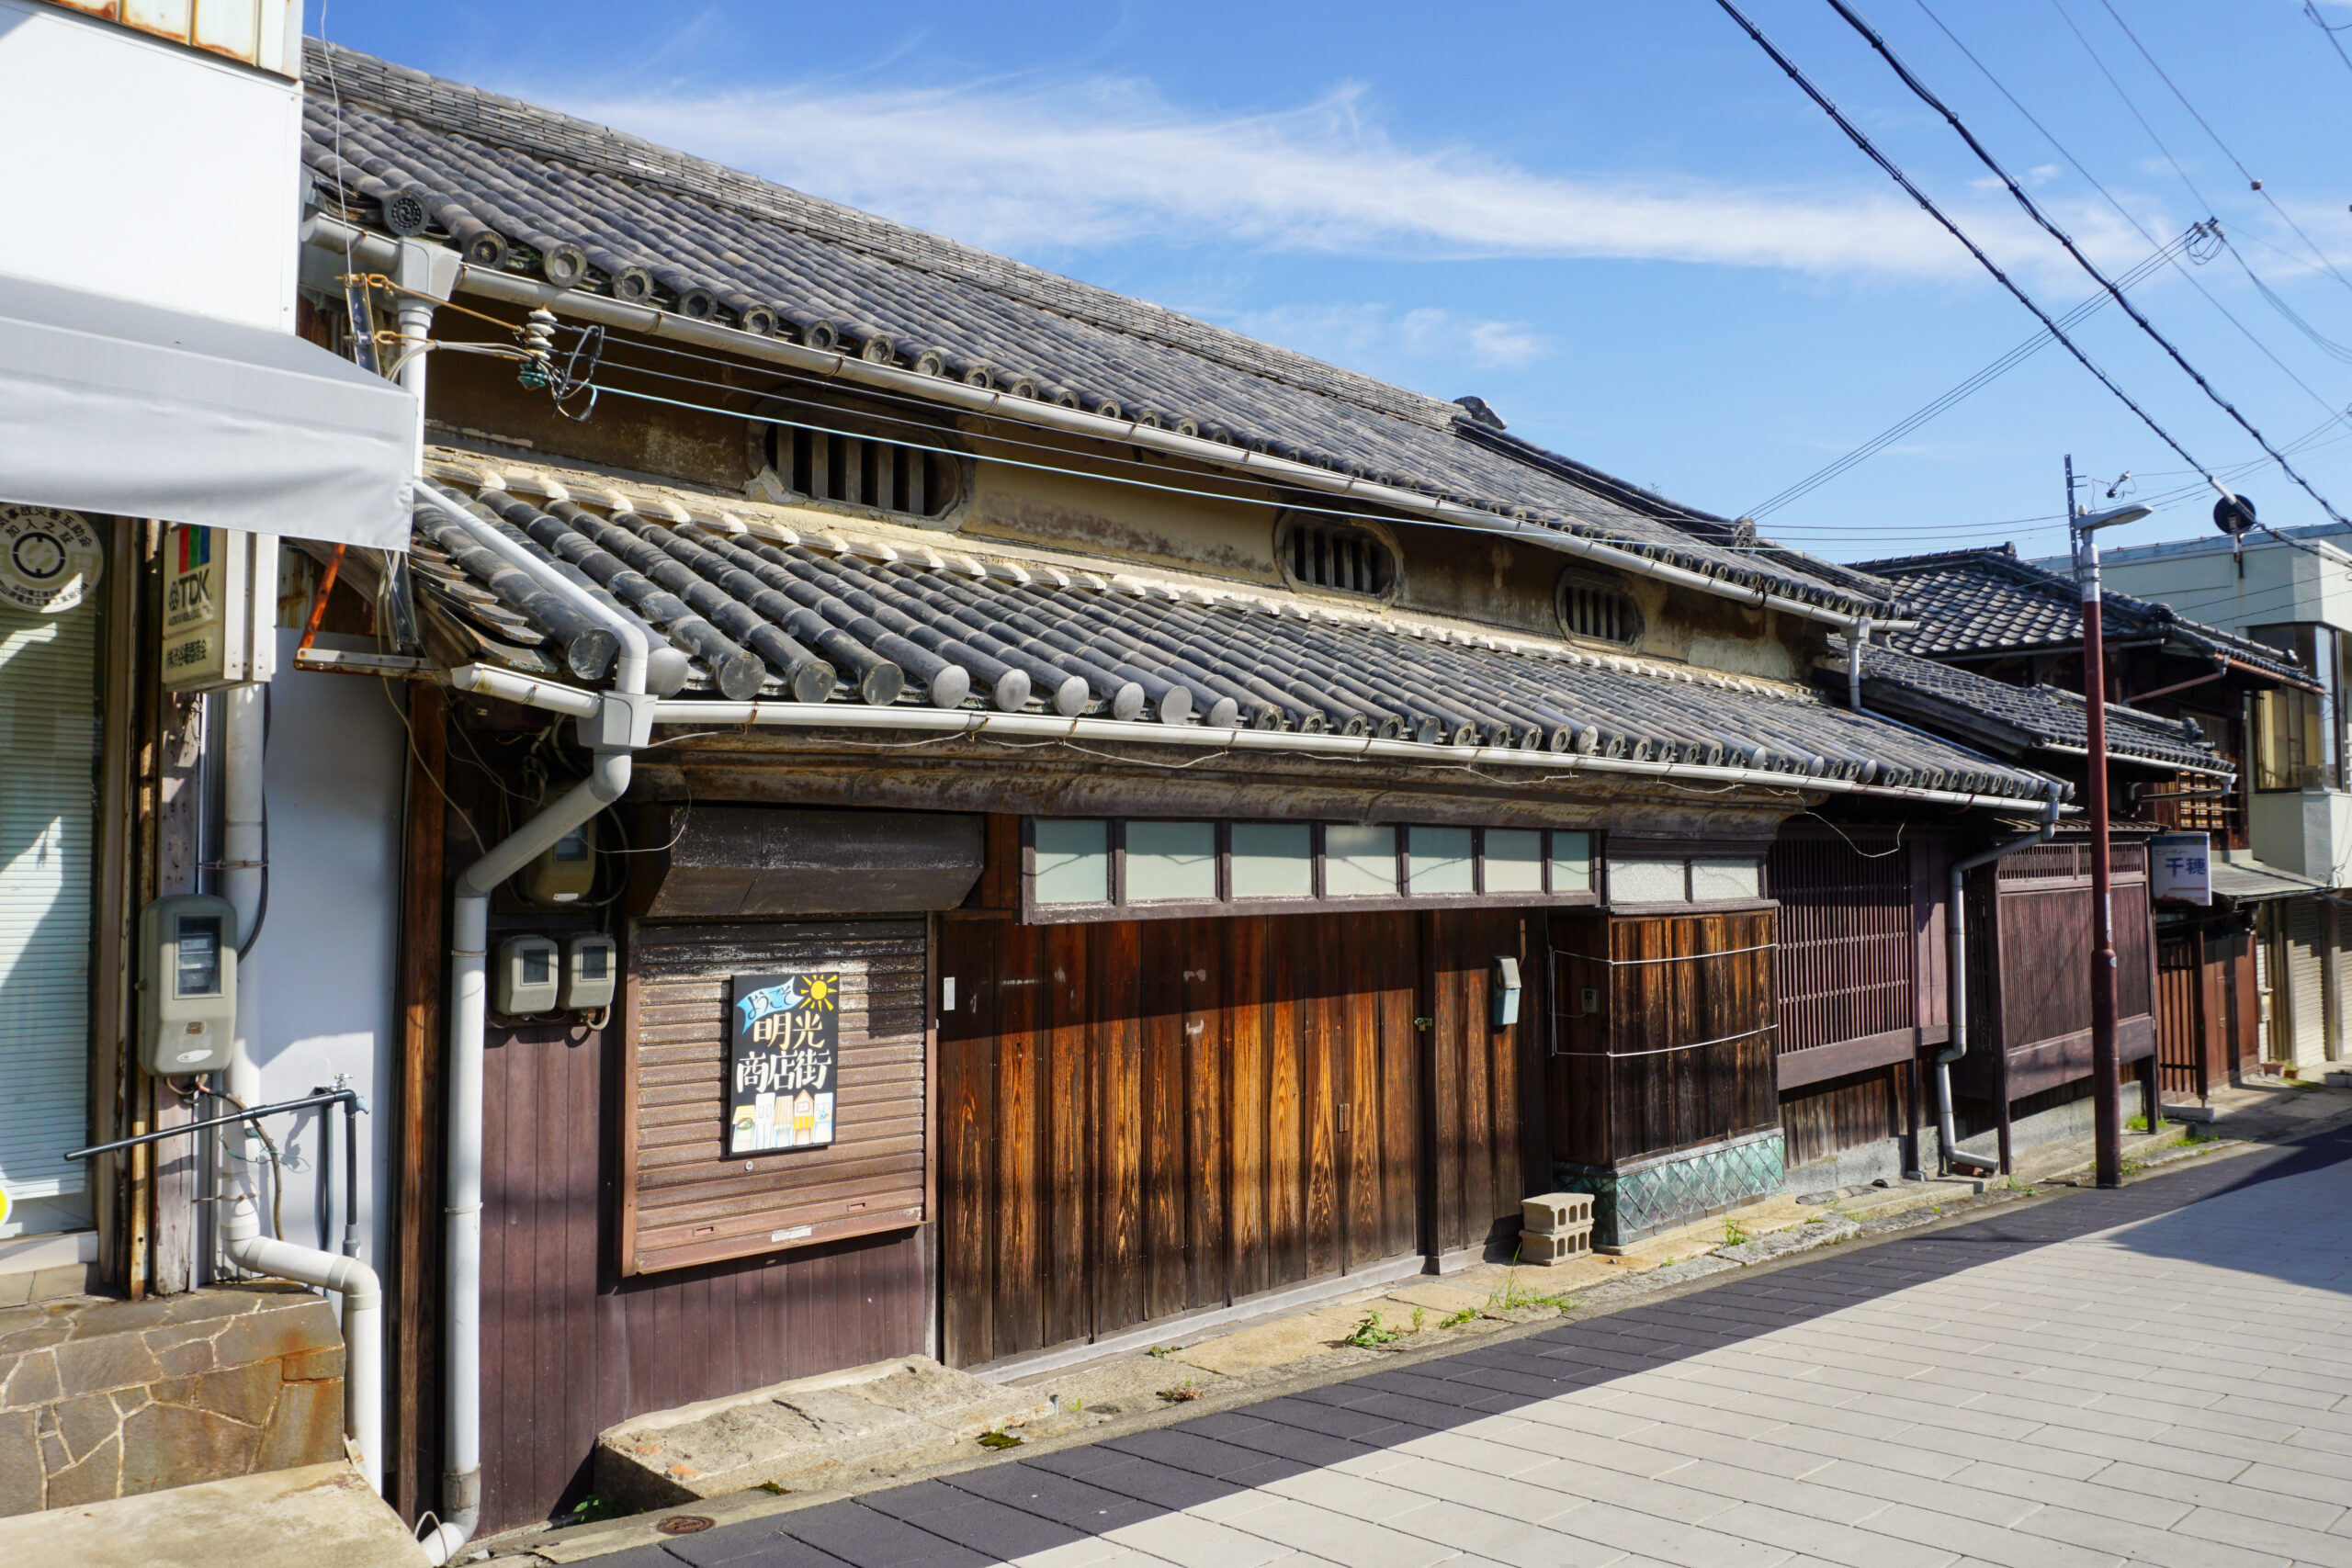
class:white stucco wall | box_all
[0,0,302,332]
[241,628,402,1269]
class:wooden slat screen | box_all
[620,919,929,1275]
[1770,832,1913,1054]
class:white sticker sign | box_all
[2151,831,2212,906]
[0,505,104,614]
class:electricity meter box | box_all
[496,935,561,1015]
[563,933,617,1010]
[518,815,596,905]
[139,895,238,1075]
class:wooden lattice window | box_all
[767,424,962,520]
[1557,573,1643,647]
[1770,832,1914,1055]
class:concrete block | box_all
[1522,1192,1594,1235]
[1520,1226,1593,1265]
[2161,1103,2217,1124]
[0,1461,425,1568]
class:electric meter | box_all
[518,816,596,905]
[495,935,560,1015]
[139,895,238,1075]
[563,933,618,1011]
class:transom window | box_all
[763,423,962,521]
[1282,522,1396,598]
[1557,573,1643,647]
[1026,818,1595,921]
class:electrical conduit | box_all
[415,479,651,1565]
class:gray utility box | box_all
[139,895,238,1076]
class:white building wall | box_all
[240,627,402,1271]
[0,0,302,331]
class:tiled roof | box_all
[301,40,1894,620]
[405,450,2058,803]
[1842,637,2225,773]
[1856,544,2312,686]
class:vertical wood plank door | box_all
[2155,933,2205,1100]
[936,909,1444,1371]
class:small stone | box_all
[252,1378,342,1473]
[215,1300,338,1371]
[192,1359,283,1427]
[282,1345,345,1382]
[53,1336,162,1400]
[0,1348,60,1410]
[120,1401,263,1496]
[44,1433,121,1508]
[52,1393,120,1464]
[0,1410,39,1517]
[152,1335,216,1378]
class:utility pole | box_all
[2069,456,2150,1191]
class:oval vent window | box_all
[1558,574,1643,646]
[1283,522,1396,598]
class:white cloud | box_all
[525,73,2137,282]
[1207,303,1551,371]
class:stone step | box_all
[0,1461,422,1566]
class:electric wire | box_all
[2090,0,2352,301]
[1713,0,2227,511]
[1912,1,2352,439]
[1823,0,2352,528]
[2308,1,2352,81]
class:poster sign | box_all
[0,505,103,615]
[728,971,840,1155]
[2150,831,2212,906]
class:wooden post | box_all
[392,681,448,1522]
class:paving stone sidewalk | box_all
[572,1119,2352,1568]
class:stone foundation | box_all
[1554,1129,1786,1248]
[0,1282,345,1516]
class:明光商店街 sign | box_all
[728,971,840,1154]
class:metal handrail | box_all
[63,1089,359,1163]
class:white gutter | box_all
[450,664,2055,813]
[417,496,652,1566]
[304,217,1888,632]
[216,685,386,1492]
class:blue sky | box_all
[313,1,2352,568]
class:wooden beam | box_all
[392,682,447,1523]
[1774,1025,1947,1091]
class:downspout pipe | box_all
[1937,793,2062,1176]
[216,685,387,1492]
[417,509,651,1566]
[1849,616,1871,711]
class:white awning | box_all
[0,271,414,551]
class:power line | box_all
[1909,3,2352,434]
[2091,0,2352,300]
[1824,0,2352,527]
[1713,0,2224,504]
[1748,228,2198,519]
[2215,233,2352,365]
[2308,1,2352,81]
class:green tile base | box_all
[1554,1129,1786,1248]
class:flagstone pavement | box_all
[603,1124,2352,1568]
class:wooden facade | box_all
[937,884,1542,1369]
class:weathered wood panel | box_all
[2156,931,2204,1100]
[478,1020,926,1532]
[938,908,1454,1370]
[621,919,929,1275]
[1781,1068,1902,1170]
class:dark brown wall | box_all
[475,1019,928,1531]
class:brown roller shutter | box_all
[620,918,929,1275]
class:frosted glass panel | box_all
[1325,825,1397,897]
[1232,822,1312,898]
[1409,827,1473,894]
[1034,818,1109,903]
[1551,831,1593,893]
[1126,820,1216,902]
[1611,859,1687,903]
[1485,829,1544,894]
[1691,861,1761,900]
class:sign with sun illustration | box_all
[727,970,842,1154]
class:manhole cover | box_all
[656,1516,715,1536]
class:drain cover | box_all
[656,1516,715,1536]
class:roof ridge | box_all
[304,39,1463,433]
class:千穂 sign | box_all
[728,971,840,1154]
[2150,832,2211,906]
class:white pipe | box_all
[414,480,651,694]
[304,217,1890,630]
[449,663,2057,813]
[215,685,387,1493]
[1849,616,1871,711]
[422,624,650,1568]
[1937,798,2060,1177]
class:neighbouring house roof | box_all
[300,41,1899,620]
[2208,855,2329,904]
[1838,637,2229,774]
[400,448,2060,804]
[1855,544,2314,688]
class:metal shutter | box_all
[2285,897,2328,1067]
[619,918,927,1275]
[0,603,98,1236]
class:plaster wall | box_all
[2094,537,2352,638]
[0,0,301,332]
[2249,789,2352,887]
